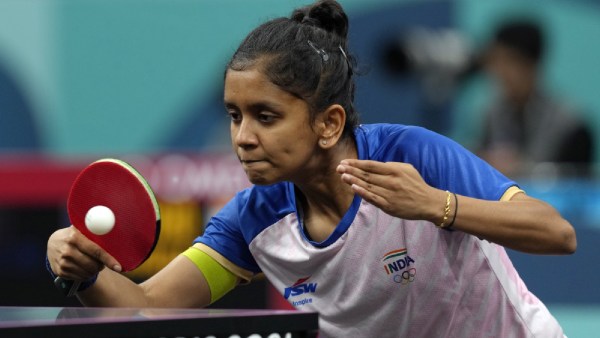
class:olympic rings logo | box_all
[392,268,416,285]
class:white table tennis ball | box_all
[85,205,115,235]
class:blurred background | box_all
[0,0,598,336]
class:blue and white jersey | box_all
[194,124,563,338]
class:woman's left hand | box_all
[336,159,445,223]
[336,159,577,254]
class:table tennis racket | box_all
[54,158,161,296]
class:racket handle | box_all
[54,277,81,297]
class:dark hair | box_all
[226,0,359,139]
[494,20,545,64]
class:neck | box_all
[293,137,358,241]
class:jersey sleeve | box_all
[194,191,262,276]
[364,124,517,201]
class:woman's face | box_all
[224,67,322,185]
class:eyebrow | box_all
[224,100,283,113]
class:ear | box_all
[316,104,346,149]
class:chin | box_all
[245,173,273,186]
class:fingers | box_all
[336,159,431,219]
[339,170,386,199]
[49,226,121,281]
[338,159,394,175]
[337,160,395,209]
[337,159,408,188]
[337,160,381,187]
[54,258,101,281]
[70,228,122,273]
[347,181,392,211]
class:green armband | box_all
[182,247,238,304]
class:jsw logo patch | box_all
[283,277,318,299]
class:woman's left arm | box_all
[337,159,576,254]
[444,191,576,254]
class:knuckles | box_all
[91,247,104,261]
[64,229,79,245]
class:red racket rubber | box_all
[56,158,160,296]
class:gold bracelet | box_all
[437,190,452,228]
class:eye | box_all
[227,110,242,123]
[258,112,276,124]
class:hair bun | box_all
[291,0,348,39]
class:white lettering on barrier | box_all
[130,154,250,203]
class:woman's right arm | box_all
[47,226,213,308]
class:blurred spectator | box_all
[477,19,594,177]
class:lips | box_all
[239,159,267,169]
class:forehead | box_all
[224,67,269,91]
[224,67,303,107]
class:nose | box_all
[232,118,258,149]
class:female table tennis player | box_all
[47,1,576,336]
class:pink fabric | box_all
[250,201,563,338]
